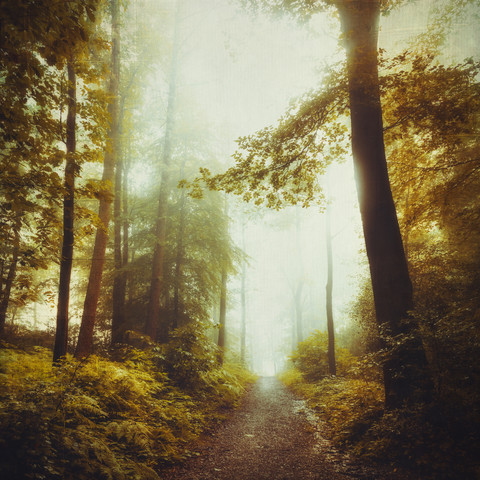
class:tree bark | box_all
[240,221,247,364]
[75,0,120,358]
[325,199,336,375]
[53,60,76,362]
[217,270,227,365]
[122,154,129,284]
[294,282,304,344]
[0,227,19,338]
[111,146,125,345]
[173,183,186,330]
[145,0,181,341]
[294,209,304,344]
[338,0,432,407]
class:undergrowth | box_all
[279,330,480,480]
[0,338,255,480]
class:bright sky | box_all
[175,1,359,373]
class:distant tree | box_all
[145,0,182,342]
[325,196,335,375]
[173,161,187,330]
[217,270,228,364]
[240,219,247,363]
[199,0,433,408]
[217,197,231,364]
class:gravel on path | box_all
[161,376,403,480]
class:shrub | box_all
[162,323,220,390]
[289,330,357,381]
[0,341,255,479]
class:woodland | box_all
[0,0,479,479]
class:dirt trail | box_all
[162,377,397,480]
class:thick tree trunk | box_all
[75,0,120,358]
[53,60,76,362]
[325,201,336,375]
[145,0,181,341]
[0,228,19,338]
[338,0,432,408]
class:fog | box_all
[142,0,440,374]
[152,0,357,374]
[13,0,478,374]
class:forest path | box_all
[161,376,391,480]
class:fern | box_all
[0,341,255,478]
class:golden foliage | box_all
[0,345,254,479]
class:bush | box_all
[0,340,255,480]
[280,363,480,479]
[289,330,357,381]
[279,368,384,446]
[162,323,220,391]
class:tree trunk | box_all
[217,270,227,365]
[145,0,181,341]
[338,0,432,408]
[53,60,76,362]
[33,301,38,329]
[111,148,125,345]
[122,154,129,288]
[75,0,120,358]
[173,182,186,330]
[294,209,304,344]
[325,199,336,375]
[294,282,304,344]
[0,227,19,338]
[240,221,247,364]
[124,140,132,305]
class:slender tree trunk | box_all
[122,154,129,282]
[128,248,135,304]
[217,270,227,365]
[404,184,411,262]
[294,282,304,343]
[0,260,5,294]
[75,0,120,358]
[173,183,186,330]
[124,140,132,306]
[217,196,229,365]
[338,0,432,408]
[111,148,125,345]
[291,305,296,351]
[145,0,181,341]
[33,301,38,330]
[53,60,76,362]
[112,91,131,345]
[240,221,247,364]
[0,227,19,338]
[325,199,336,375]
[294,208,304,343]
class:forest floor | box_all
[160,376,411,480]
